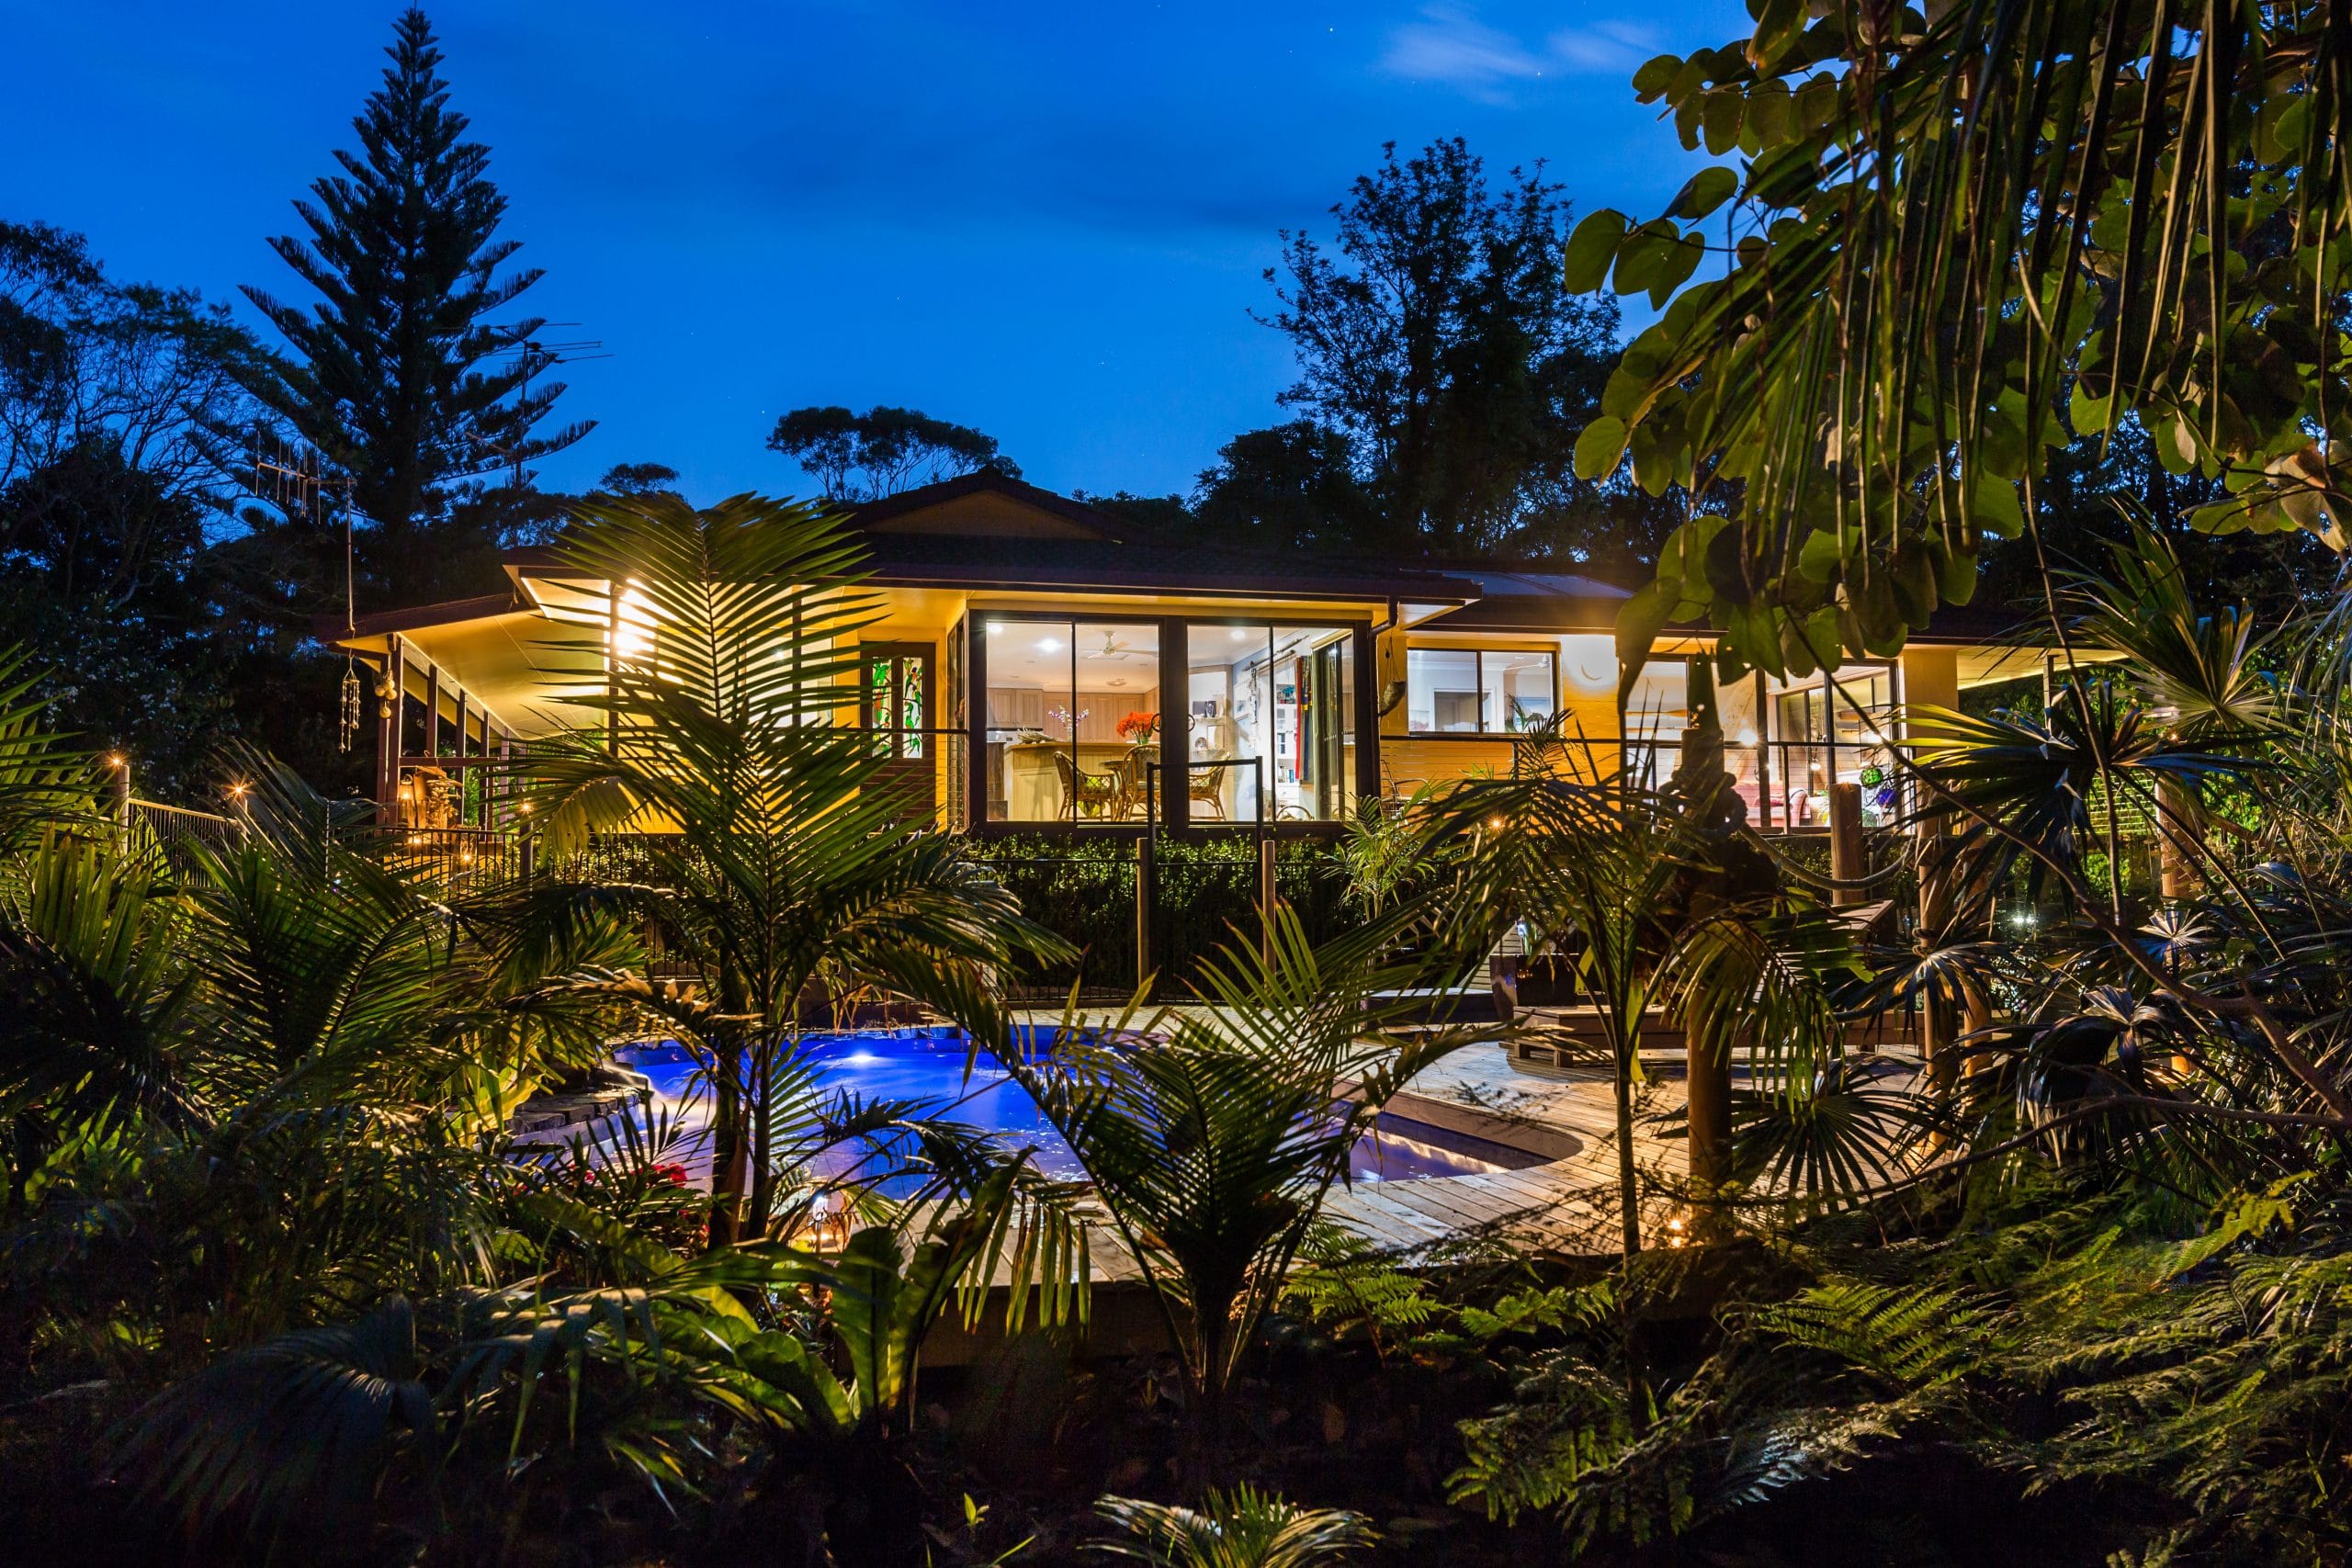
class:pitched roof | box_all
[850,528,1472,603]
[842,471,1148,543]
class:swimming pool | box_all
[609,1027,1501,1186]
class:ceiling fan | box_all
[1083,629,1143,661]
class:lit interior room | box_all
[983,620,1160,821]
[1183,625,1354,823]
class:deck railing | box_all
[124,798,246,876]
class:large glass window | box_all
[1184,624,1355,822]
[984,619,1159,822]
[1767,664,1898,829]
[1620,659,1765,823]
[1406,648,1556,734]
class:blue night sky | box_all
[5,2,1747,504]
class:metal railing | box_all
[124,799,246,877]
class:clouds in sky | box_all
[1380,7,1658,102]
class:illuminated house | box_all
[330,474,2051,840]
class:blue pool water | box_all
[610,1028,1498,1186]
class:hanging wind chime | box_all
[337,477,362,753]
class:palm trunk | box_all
[707,1041,750,1248]
[1614,1015,1641,1258]
[747,1031,778,1235]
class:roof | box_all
[844,472,1151,544]
[334,592,532,641]
[499,473,1472,606]
[1412,568,1632,633]
[851,530,1472,603]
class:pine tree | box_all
[240,8,589,605]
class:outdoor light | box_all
[808,1196,850,1253]
[107,753,125,769]
[227,782,249,799]
[1561,635,1615,694]
[516,801,533,816]
[610,581,656,664]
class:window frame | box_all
[1403,643,1561,738]
[964,609,1375,840]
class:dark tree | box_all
[237,8,589,607]
[0,222,288,798]
[0,443,232,798]
[1259,139,1630,562]
[1190,422,1385,555]
[3,220,261,512]
[766,405,1017,502]
[594,461,682,497]
[1070,489,1189,536]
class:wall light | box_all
[1561,634,1616,694]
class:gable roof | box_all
[843,472,1148,543]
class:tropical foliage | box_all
[1566,1,2352,683]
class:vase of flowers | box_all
[1115,710,1160,746]
[1046,705,1088,739]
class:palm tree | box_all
[1419,726,1871,1254]
[508,491,1066,1243]
[1008,907,1477,1460]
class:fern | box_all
[1747,1280,1990,1391]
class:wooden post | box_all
[377,637,403,816]
[424,663,441,761]
[1258,835,1278,966]
[1685,1021,1732,1237]
[1134,832,1155,998]
[1917,817,1957,1093]
[2157,778,2199,900]
[1828,781,1865,906]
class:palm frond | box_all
[1091,1483,1377,1568]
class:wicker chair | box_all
[1109,749,1157,819]
[1187,767,1227,819]
[1051,750,1118,819]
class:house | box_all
[329,474,2054,840]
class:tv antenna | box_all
[247,425,368,752]
[478,321,611,490]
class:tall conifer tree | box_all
[240,8,588,604]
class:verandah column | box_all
[1899,646,1962,1088]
